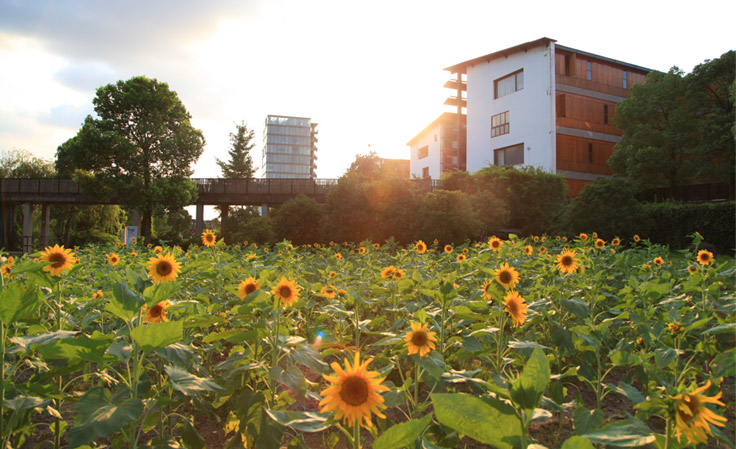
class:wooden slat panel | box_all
[556,134,615,175]
[555,92,620,135]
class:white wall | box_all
[466,43,555,173]
[409,124,442,178]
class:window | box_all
[587,61,592,81]
[557,94,566,117]
[623,70,628,89]
[588,143,594,164]
[494,143,524,166]
[603,104,609,124]
[417,145,428,159]
[434,134,437,142]
[422,167,429,178]
[494,70,523,99]
[565,53,576,76]
[491,111,509,137]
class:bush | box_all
[641,201,735,254]
[413,189,481,244]
[567,177,650,240]
[221,207,275,245]
[271,194,325,245]
[324,178,373,243]
[364,178,420,244]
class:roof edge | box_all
[406,112,464,146]
[444,37,556,73]
[554,44,652,73]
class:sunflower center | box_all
[339,375,370,406]
[245,284,257,294]
[492,242,500,248]
[498,271,512,284]
[561,255,573,266]
[48,253,66,268]
[699,254,709,262]
[157,261,172,276]
[679,395,700,424]
[150,304,163,318]
[411,331,428,346]
[280,286,292,298]
[507,300,519,315]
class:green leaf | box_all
[265,410,331,432]
[202,329,249,343]
[0,282,22,324]
[609,351,642,367]
[431,393,520,449]
[416,350,446,379]
[605,382,646,404]
[713,349,736,378]
[3,395,49,413]
[0,281,42,324]
[374,414,433,449]
[37,334,112,363]
[165,365,223,395]
[582,419,655,447]
[68,387,144,447]
[130,320,183,354]
[177,419,206,449]
[654,348,679,369]
[509,345,550,411]
[702,322,736,334]
[155,342,195,369]
[560,298,589,319]
[561,436,594,449]
[573,407,604,435]
[144,282,177,307]
[9,330,77,353]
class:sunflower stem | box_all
[413,363,420,415]
[664,417,671,449]
[53,278,63,449]
[270,299,281,406]
[352,422,361,449]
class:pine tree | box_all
[217,121,255,179]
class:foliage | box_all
[641,201,735,254]
[216,120,256,179]
[413,189,481,243]
[0,149,55,178]
[55,76,205,241]
[271,194,325,245]
[363,178,420,244]
[323,177,373,243]
[567,177,650,240]
[344,151,385,182]
[153,208,192,246]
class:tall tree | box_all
[216,121,256,178]
[0,148,55,177]
[56,76,205,241]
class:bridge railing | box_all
[1,178,82,194]
[191,178,339,196]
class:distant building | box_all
[261,115,318,179]
[410,37,650,194]
[379,158,410,178]
[407,112,466,179]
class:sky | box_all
[1,0,734,181]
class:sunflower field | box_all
[0,231,733,449]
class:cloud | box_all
[39,103,93,129]
[52,62,118,93]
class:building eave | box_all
[444,37,556,73]
[406,112,463,146]
[554,44,652,73]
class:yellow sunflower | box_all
[1,264,12,278]
[653,257,665,267]
[633,234,641,242]
[415,240,427,254]
[6,256,14,266]
[373,243,380,250]
[328,271,337,279]
[319,352,390,428]
[687,266,698,275]
[592,232,598,239]
[533,236,540,243]
[670,380,727,444]
[503,291,527,328]
[130,251,137,258]
[579,233,588,242]
[539,247,547,255]
[456,254,467,263]
[272,277,300,308]
[611,237,621,246]
[541,236,547,243]
[481,280,494,300]
[107,252,120,266]
[40,244,76,276]
[146,253,182,284]
[201,229,216,247]
[668,322,683,333]
[335,253,343,260]
[555,249,578,274]
[237,277,259,299]
[393,268,406,280]
[404,322,437,357]
[321,285,337,299]
[92,290,103,299]
[524,245,533,256]
[444,244,453,254]
[595,239,606,249]
[494,263,520,290]
[488,236,503,251]
[697,250,714,266]
[380,266,396,278]
[358,247,366,255]
[154,245,163,253]
[143,300,170,323]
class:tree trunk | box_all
[142,213,152,244]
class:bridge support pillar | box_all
[40,204,51,249]
[22,203,32,255]
[220,205,229,223]
[195,204,204,238]
[260,203,269,218]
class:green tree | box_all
[0,149,56,178]
[55,76,205,241]
[271,194,325,245]
[216,121,256,179]
[413,189,481,244]
[344,151,388,182]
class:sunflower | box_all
[541,236,547,243]
[595,239,606,249]
[697,250,714,266]
[444,244,453,254]
[238,277,259,299]
[578,233,588,242]
[668,322,683,333]
[328,271,337,279]
[130,251,137,258]
[40,244,76,276]
[154,245,163,253]
[457,254,467,263]
[503,291,527,328]
[633,234,641,242]
[319,352,390,428]
[201,229,216,247]
[592,232,598,239]
[488,236,503,251]
[321,285,337,299]
[414,240,427,254]
[358,247,366,255]
[272,277,300,308]
[393,268,405,280]
[494,263,520,290]
[462,248,469,254]
[1,264,12,278]
[373,243,380,250]
[481,280,494,300]
[335,253,343,260]
[687,266,698,275]
[130,237,137,245]
[533,236,539,243]
[524,245,533,256]
[144,300,170,323]
[107,252,120,266]
[555,249,578,274]
[146,253,182,284]
[562,236,568,242]
[404,322,437,357]
[380,266,396,278]
[539,247,547,255]
[670,380,727,444]
[92,290,103,299]
[611,237,621,247]
[653,257,665,267]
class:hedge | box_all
[641,201,735,254]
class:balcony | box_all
[444,79,467,91]
[444,96,467,108]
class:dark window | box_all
[588,143,594,164]
[565,53,576,76]
[494,143,524,166]
[623,70,628,89]
[418,145,428,159]
[491,111,510,137]
[494,70,524,99]
[422,167,429,178]
[603,104,609,124]
[557,94,566,117]
[587,61,592,81]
